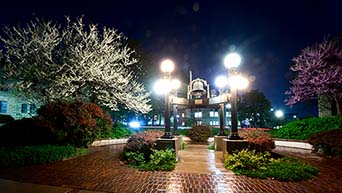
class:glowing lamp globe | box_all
[224,53,241,69]
[228,75,249,90]
[275,110,284,118]
[171,79,181,89]
[215,75,227,88]
[160,59,175,73]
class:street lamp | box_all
[155,59,176,139]
[224,52,248,140]
[275,110,284,118]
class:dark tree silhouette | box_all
[238,89,273,128]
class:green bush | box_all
[100,123,133,139]
[111,123,133,138]
[126,149,176,171]
[142,149,176,171]
[208,143,215,150]
[0,115,14,124]
[210,128,230,136]
[0,145,88,168]
[224,149,319,181]
[125,151,145,166]
[124,130,163,161]
[272,116,342,140]
[177,129,189,136]
[38,101,113,147]
[309,129,342,157]
[188,125,211,143]
[0,118,54,147]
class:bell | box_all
[191,79,206,98]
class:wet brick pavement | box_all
[0,144,342,193]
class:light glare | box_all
[154,79,171,94]
[171,79,181,89]
[228,75,249,90]
[275,110,284,118]
[224,53,241,69]
[160,59,175,73]
[129,121,140,129]
[215,75,227,88]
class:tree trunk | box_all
[336,98,342,117]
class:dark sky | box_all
[1,0,342,117]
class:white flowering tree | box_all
[0,18,151,113]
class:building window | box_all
[21,104,28,113]
[181,113,185,118]
[194,112,202,118]
[30,104,37,113]
[210,111,219,117]
[210,111,214,117]
[196,121,202,125]
[0,101,8,113]
[226,111,231,117]
[182,122,185,126]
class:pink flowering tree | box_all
[286,37,342,116]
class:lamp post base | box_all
[217,131,226,136]
[228,134,243,140]
[161,132,174,139]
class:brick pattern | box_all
[0,144,341,193]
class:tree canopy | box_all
[286,36,342,116]
[0,17,151,113]
[238,89,273,128]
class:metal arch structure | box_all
[169,71,231,136]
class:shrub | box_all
[224,149,319,181]
[111,123,133,138]
[210,128,230,136]
[0,118,54,147]
[0,145,88,168]
[142,149,176,171]
[0,115,14,124]
[272,116,342,140]
[239,130,275,152]
[38,101,113,147]
[126,149,176,171]
[124,130,163,161]
[188,125,211,143]
[177,129,189,136]
[309,129,342,157]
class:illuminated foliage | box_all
[286,37,342,116]
[0,17,151,113]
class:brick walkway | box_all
[0,144,342,193]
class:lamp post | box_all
[224,53,249,140]
[215,75,228,136]
[171,79,181,135]
[158,59,175,139]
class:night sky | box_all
[1,0,342,117]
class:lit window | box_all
[210,111,215,117]
[182,122,185,126]
[21,104,28,113]
[181,113,185,118]
[194,112,202,118]
[214,112,219,117]
[0,101,8,113]
[209,121,213,125]
[197,121,202,125]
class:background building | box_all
[0,91,37,120]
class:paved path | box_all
[0,144,342,193]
